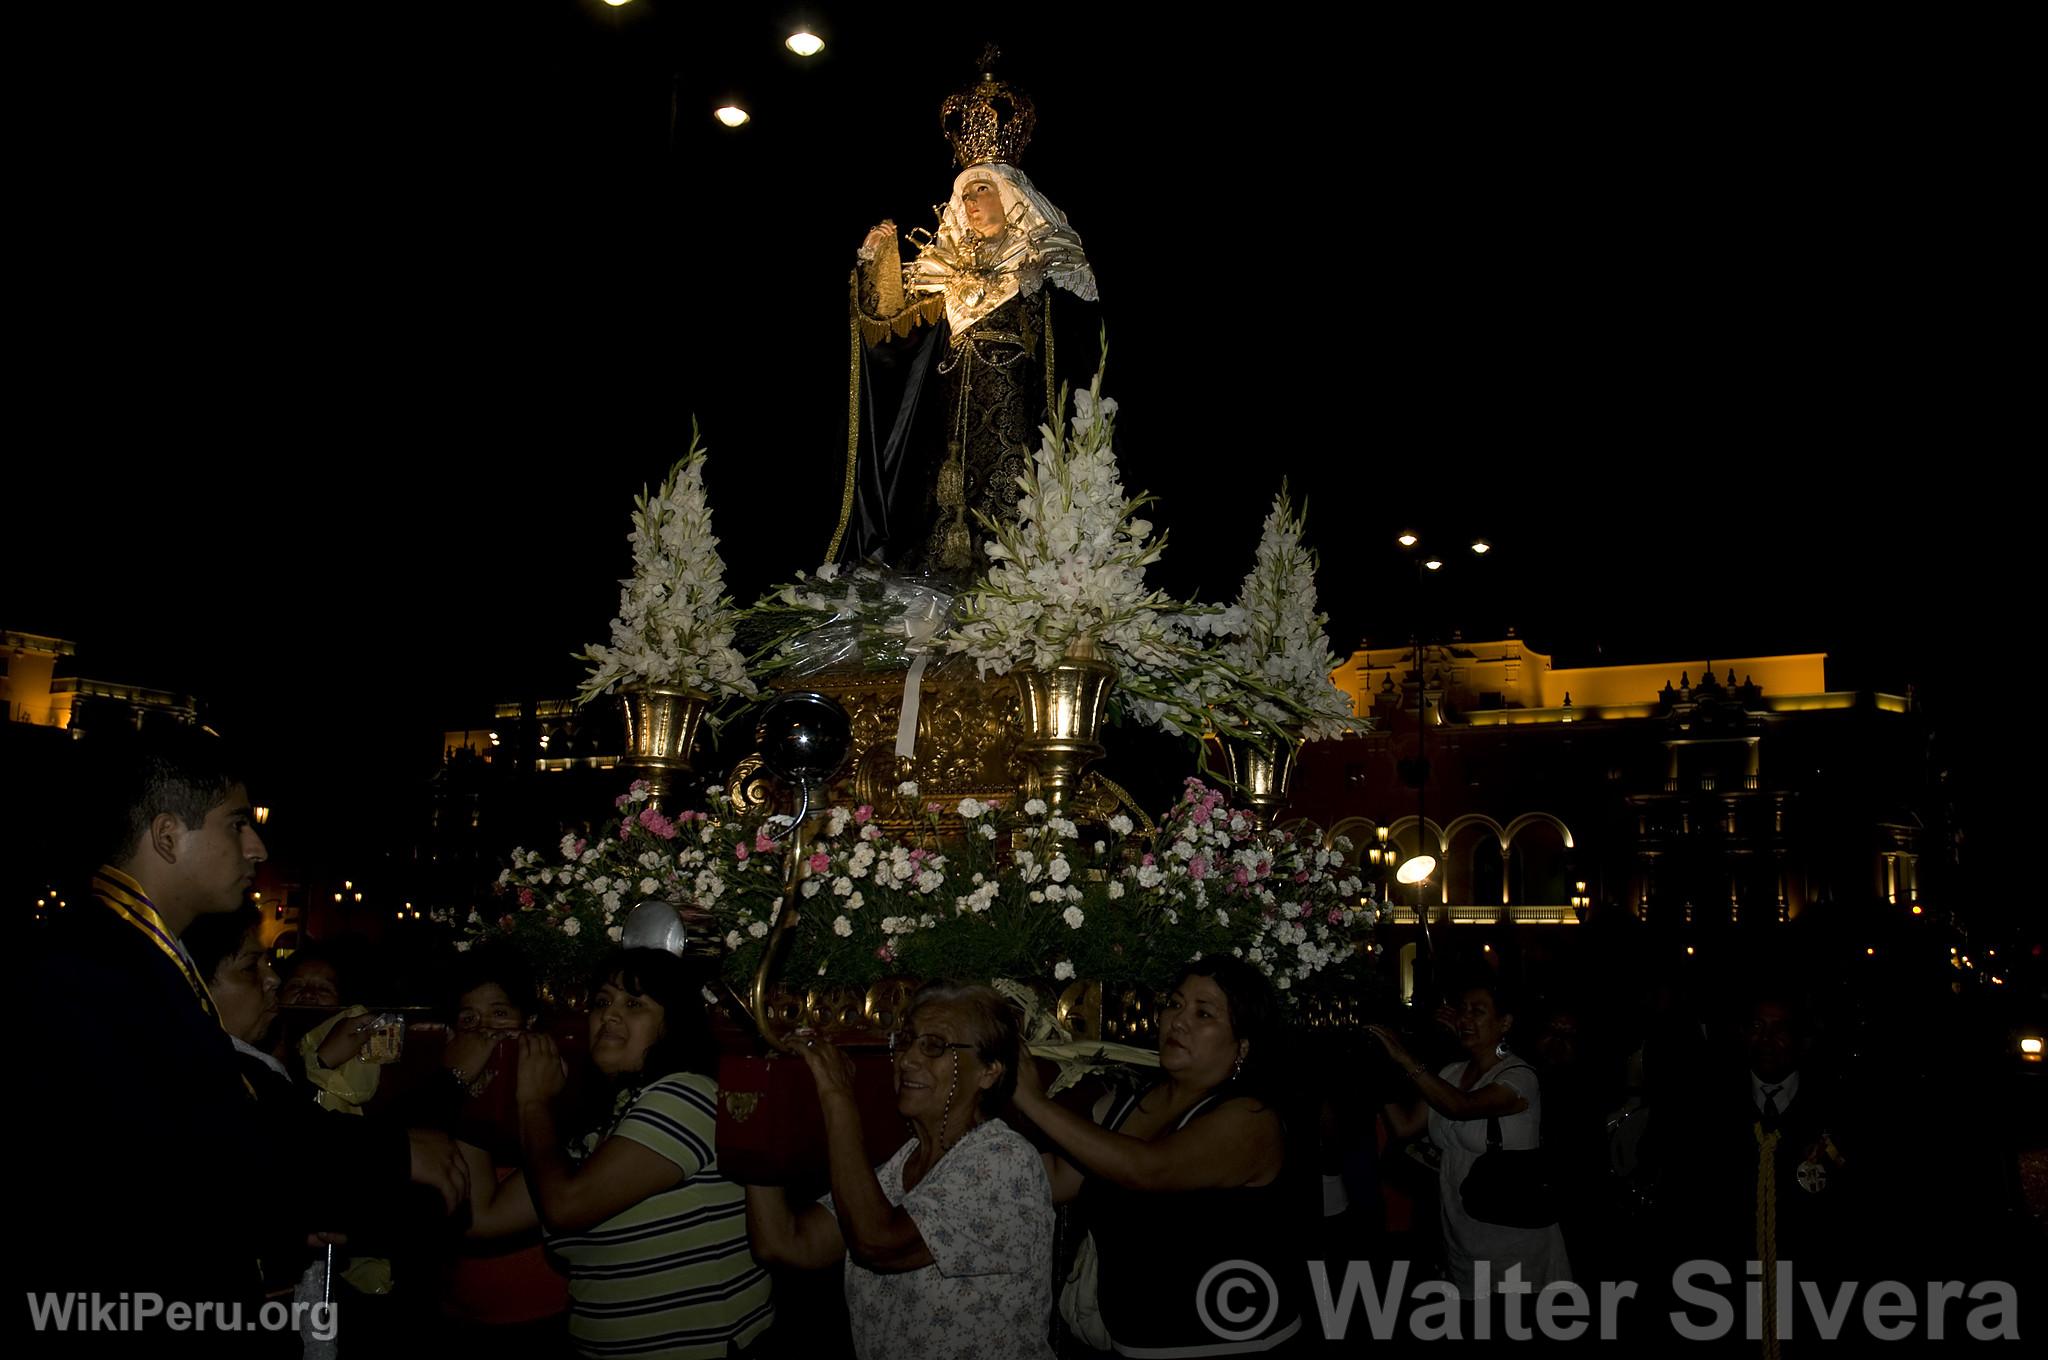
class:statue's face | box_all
[960,180,1006,238]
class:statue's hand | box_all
[858,222,897,263]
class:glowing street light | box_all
[1423,557,1444,572]
[1470,539,1492,554]
[715,106,750,128]
[1396,855,1436,886]
[785,31,824,56]
[1397,531,1419,548]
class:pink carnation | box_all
[734,844,749,861]
[1189,856,1209,881]
[808,851,831,873]
[755,830,776,853]
[853,804,873,824]
[1295,870,1311,884]
[516,887,535,909]
[639,807,677,840]
[876,945,895,963]
[1191,806,1210,826]
[1328,907,1345,924]
[498,914,516,931]
[1233,866,1251,887]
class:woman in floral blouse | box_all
[745,981,1055,1360]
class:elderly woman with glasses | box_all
[745,980,1055,1360]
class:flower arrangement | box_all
[473,778,1385,1000]
[576,428,756,707]
[479,781,786,979]
[1214,486,1363,743]
[948,368,1183,676]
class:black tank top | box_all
[1082,1087,1305,1355]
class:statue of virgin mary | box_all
[827,55,1099,575]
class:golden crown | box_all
[940,46,1036,169]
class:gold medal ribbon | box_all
[93,865,222,1020]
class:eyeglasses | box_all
[889,1031,976,1060]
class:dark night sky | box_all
[9,4,2023,854]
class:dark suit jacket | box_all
[22,901,409,1327]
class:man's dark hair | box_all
[87,726,246,869]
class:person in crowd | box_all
[27,727,467,1350]
[745,980,1055,1360]
[280,944,344,1008]
[1012,956,1306,1355]
[425,946,568,1349]
[1369,977,1572,1300]
[464,949,772,1358]
[1659,990,1863,1305]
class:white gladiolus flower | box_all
[1048,858,1071,883]
[747,920,769,939]
[833,877,853,897]
[1063,906,1085,929]
[846,892,863,910]
[1108,814,1134,836]
[726,930,744,949]
[801,878,822,898]
[638,878,659,896]
[1054,961,1076,981]
[833,915,853,938]
[578,438,756,705]
[957,798,986,819]
[1107,880,1124,899]
[1024,798,1048,817]
[561,918,582,937]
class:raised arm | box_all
[511,1034,687,1235]
[459,1141,539,1239]
[1013,1067,1282,1193]
[743,1186,847,1271]
[797,1039,934,1273]
[1365,1026,1529,1122]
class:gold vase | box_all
[619,684,710,806]
[1216,727,1299,829]
[1011,637,1117,814]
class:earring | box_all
[1232,1054,1245,1082]
[1495,1039,1511,1058]
[936,1051,959,1152]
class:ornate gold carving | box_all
[865,977,920,1033]
[768,664,1026,828]
[726,754,775,818]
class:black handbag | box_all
[1460,1083,1561,1228]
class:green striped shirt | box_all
[551,1072,774,1357]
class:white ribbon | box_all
[894,601,945,760]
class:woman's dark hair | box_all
[1174,954,1283,1099]
[185,904,262,985]
[593,948,718,1083]
[905,980,1024,1115]
[1447,973,1517,1026]
[450,942,538,1021]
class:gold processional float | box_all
[530,53,1373,1175]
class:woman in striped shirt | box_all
[464,949,773,1357]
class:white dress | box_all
[825,1119,1055,1360]
[1428,1058,1573,1299]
